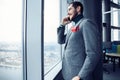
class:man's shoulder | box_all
[81,18,96,25]
[79,18,97,30]
[81,18,91,22]
[78,18,88,25]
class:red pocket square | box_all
[71,26,80,32]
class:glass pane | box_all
[0,0,23,80]
[111,8,119,41]
[44,0,61,74]
[112,0,118,4]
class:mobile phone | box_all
[68,17,70,21]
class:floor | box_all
[103,63,120,80]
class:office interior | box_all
[0,0,120,80]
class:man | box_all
[57,1,103,80]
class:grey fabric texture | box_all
[57,18,103,80]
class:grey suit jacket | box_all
[57,18,103,80]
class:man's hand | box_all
[61,16,71,26]
[72,76,80,80]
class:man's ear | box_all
[76,6,81,13]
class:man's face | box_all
[67,4,78,20]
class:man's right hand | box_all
[61,16,71,26]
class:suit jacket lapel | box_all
[64,29,72,49]
[64,18,85,49]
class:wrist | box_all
[60,24,65,27]
[60,23,66,26]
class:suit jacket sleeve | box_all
[57,25,66,44]
[78,19,101,79]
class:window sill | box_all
[44,60,62,80]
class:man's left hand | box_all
[72,76,80,80]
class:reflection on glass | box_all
[44,0,61,74]
[0,0,23,80]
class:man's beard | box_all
[71,12,79,21]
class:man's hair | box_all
[69,1,83,14]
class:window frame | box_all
[25,0,44,80]
[25,0,69,80]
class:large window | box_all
[102,0,120,41]
[112,0,119,4]
[44,0,61,75]
[0,0,23,80]
[111,8,119,41]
